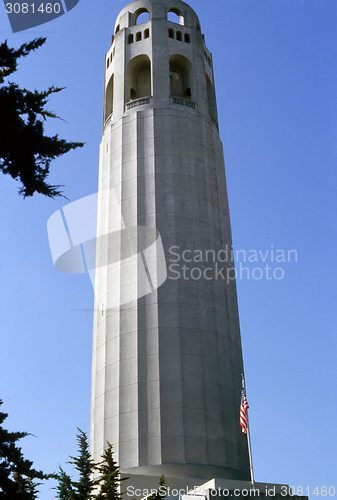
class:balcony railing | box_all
[170,96,198,109]
[125,96,152,111]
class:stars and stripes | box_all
[240,375,249,433]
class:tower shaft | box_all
[91,0,250,483]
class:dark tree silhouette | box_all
[56,435,128,500]
[147,475,167,500]
[0,38,84,198]
[96,443,126,500]
[67,429,98,500]
[56,467,76,500]
[0,399,50,499]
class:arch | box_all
[144,28,150,39]
[176,31,182,41]
[136,31,142,42]
[206,74,217,120]
[126,55,151,102]
[168,28,174,38]
[105,74,114,120]
[128,34,134,44]
[167,8,184,25]
[135,8,149,25]
[169,54,193,99]
[184,33,190,43]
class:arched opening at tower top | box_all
[126,55,151,102]
[104,74,114,121]
[169,55,193,100]
[135,9,150,25]
[167,8,184,25]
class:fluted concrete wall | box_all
[91,0,250,483]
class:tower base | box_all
[121,476,308,500]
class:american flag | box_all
[240,375,249,433]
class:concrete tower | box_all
[91,0,250,487]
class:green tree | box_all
[56,467,75,500]
[147,475,167,500]
[157,475,166,500]
[0,399,50,499]
[96,443,126,500]
[0,38,84,198]
[67,429,97,500]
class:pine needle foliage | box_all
[0,38,84,198]
[96,443,126,500]
[56,467,76,500]
[147,475,167,500]
[68,429,98,500]
[0,400,50,499]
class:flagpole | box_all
[246,413,255,487]
[241,373,255,488]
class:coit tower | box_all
[90,0,250,485]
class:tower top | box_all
[104,0,217,127]
[113,0,202,37]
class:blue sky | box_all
[0,0,336,498]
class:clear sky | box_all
[0,0,336,498]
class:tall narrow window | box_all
[126,55,151,102]
[169,54,193,99]
[105,74,114,120]
[128,34,134,44]
[206,74,217,120]
[115,25,120,34]
[176,31,182,41]
[144,28,150,39]
[136,31,142,42]
[168,28,174,38]
[184,33,190,43]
